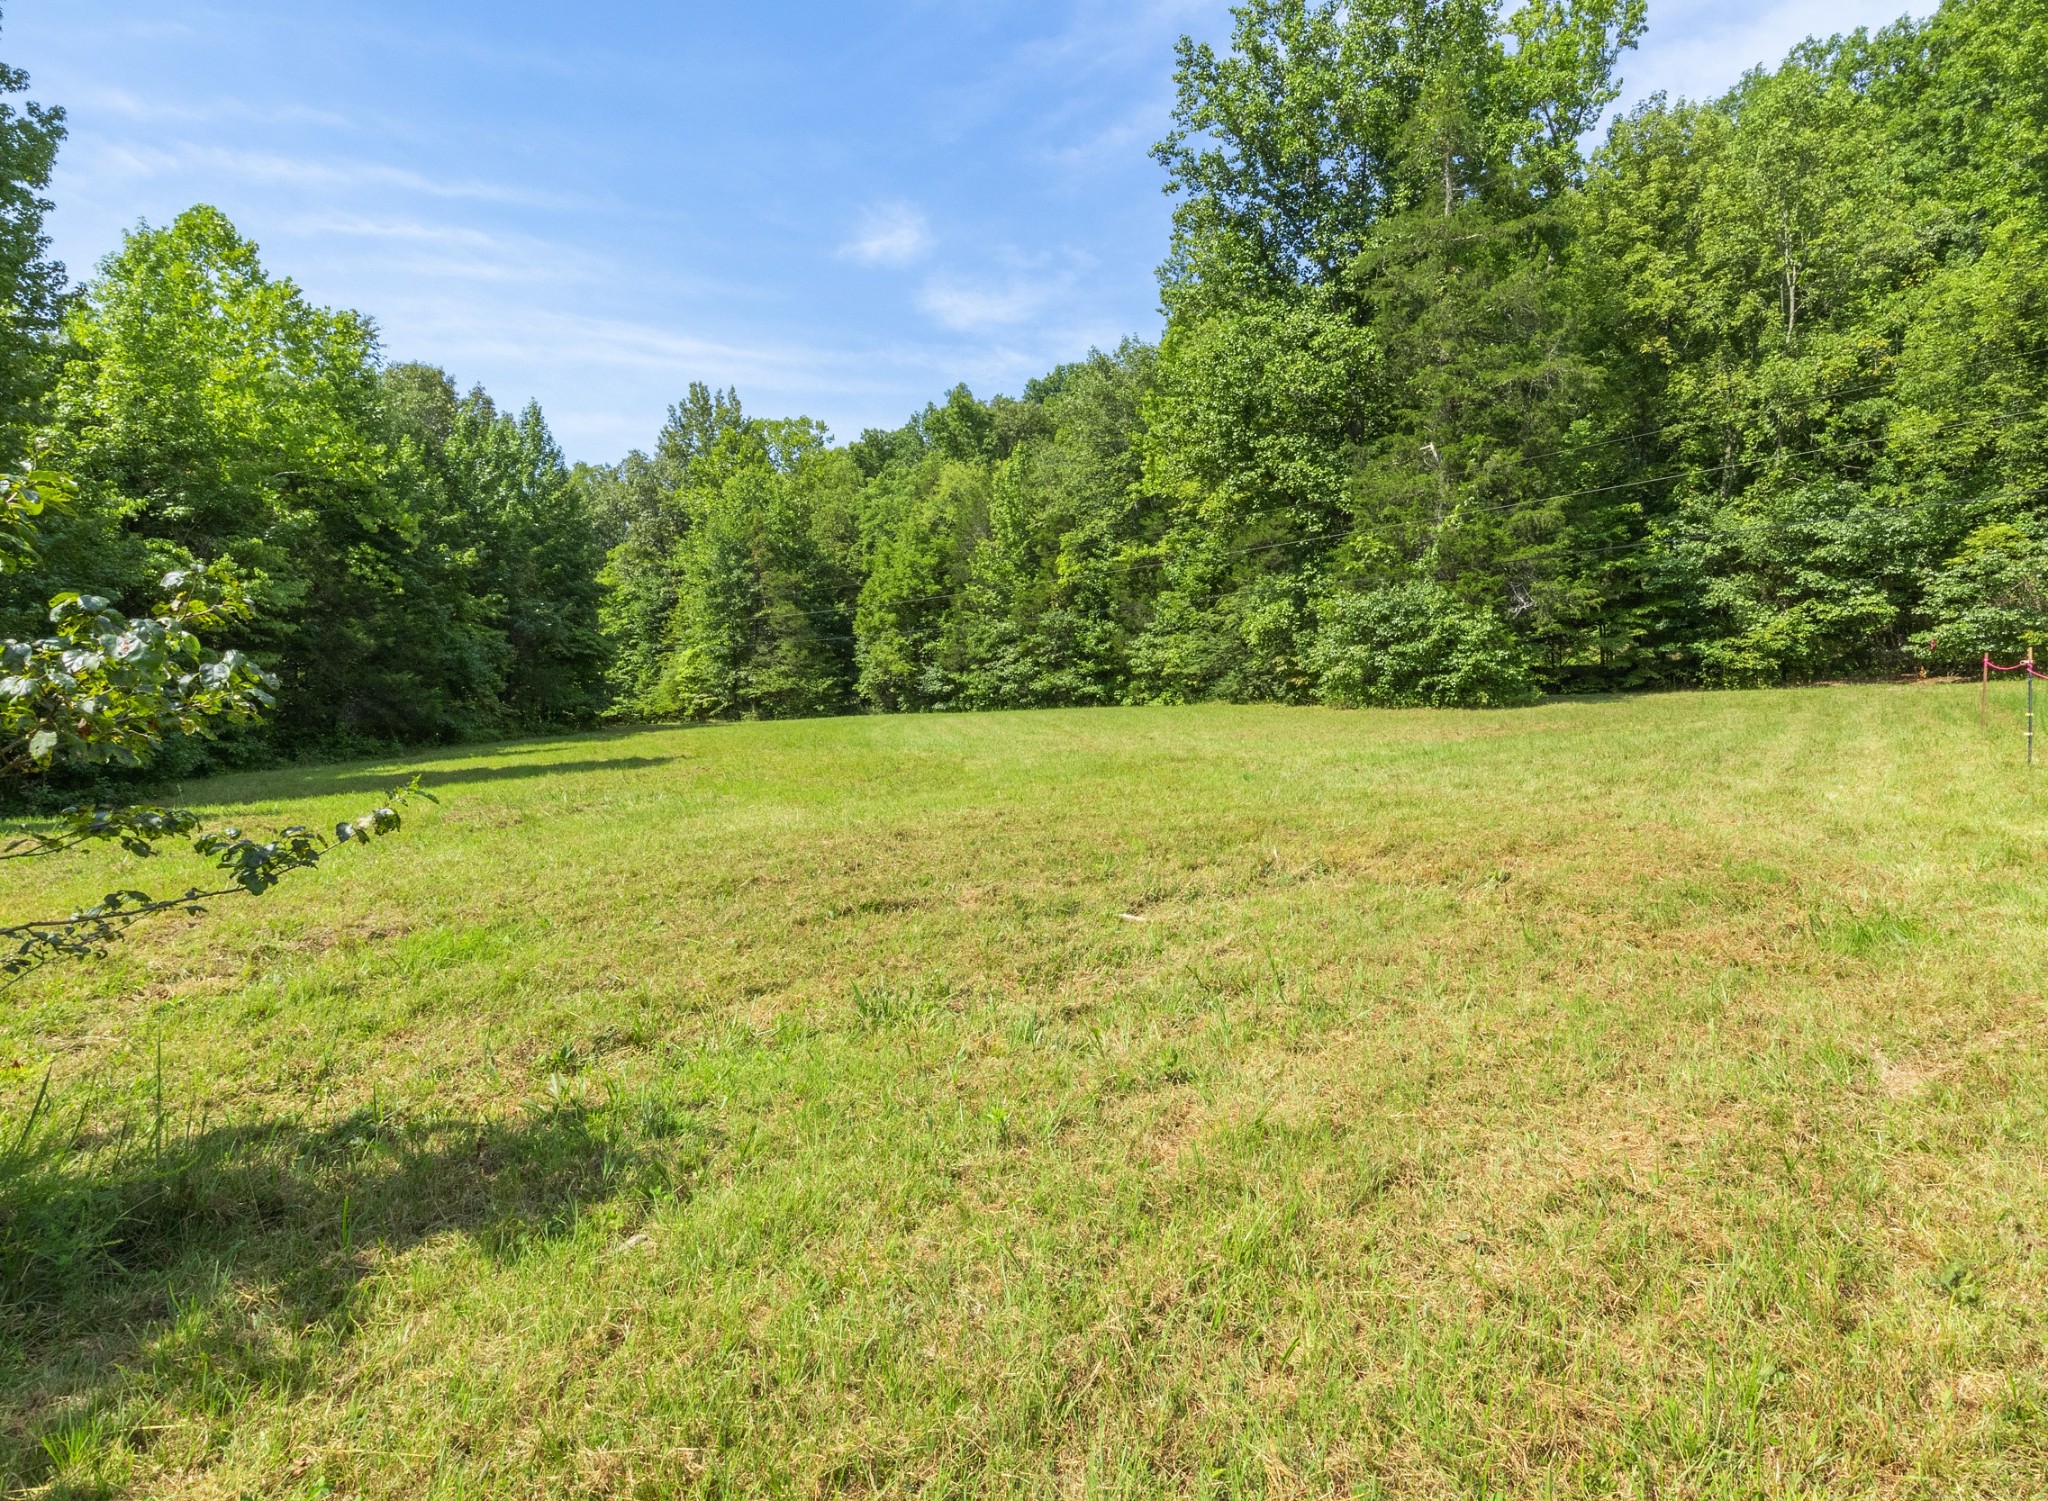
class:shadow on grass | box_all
[306,754,682,797]
[0,1080,713,1495]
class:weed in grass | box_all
[1813,905,1932,957]
[852,977,942,1031]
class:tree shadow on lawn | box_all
[0,1084,712,1494]
[292,755,682,799]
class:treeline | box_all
[0,205,607,763]
[589,0,2048,720]
[4,0,2048,760]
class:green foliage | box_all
[1310,581,1538,706]
[660,418,859,721]
[0,465,431,987]
[1139,290,1375,541]
[0,564,273,772]
[1,209,608,758]
[387,365,610,728]
[2,802,201,861]
[0,778,430,986]
[4,0,2048,745]
[587,388,745,714]
[1576,0,2048,684]
[0,490,433,980]
[1126,0,1642,703]
[1151,0,1644,290]
[592,389,862,723]
[453,0,2048,721]
[1920,521,2048,667]
[0,47,65,454]
[854,457,989,712]
[0,458,279,780]
[0,458,69,573]
[952,344,1157,709]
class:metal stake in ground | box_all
[1983,653,1991,726]
[2031,649,2037,766]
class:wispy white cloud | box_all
[280,213,612,287]
[23,0,1194,459]
[911,239,1102,334]
[918,279,1045,332]
[1016,0,1220,74]
[71,85,358,131]
[382,303,916,393]
[96,19,201,41]
[362,302,1154,458]
[839,201,932,268]
[73,140,579,209]
[294,215,509,250]
[1046,100,1170,173]
[923,0,1223,142]
[917,261,1087,333]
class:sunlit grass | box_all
[2,684,2046,1497]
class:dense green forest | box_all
[3,0,2046,761]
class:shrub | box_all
[1917,522,2048,670]
[1309,583,1538,709]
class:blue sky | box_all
[13,0,1927,463]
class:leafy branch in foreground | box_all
[0,802,203,861]
[0,778,435,988]
[0,562,275,774]
[0,458,437,988]
[0,459,272,773]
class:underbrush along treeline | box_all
[0,0,2046,768]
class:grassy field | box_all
[1,685,2046,1498]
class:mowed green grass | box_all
[2,685,2047,1498]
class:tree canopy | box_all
[1,0,2046,749]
